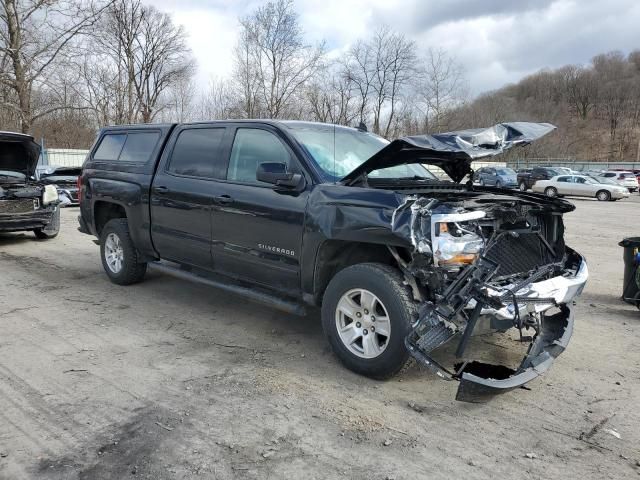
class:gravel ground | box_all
[1,196,639,480]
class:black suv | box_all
[78,121,588,402]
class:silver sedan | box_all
[532,174,630,201]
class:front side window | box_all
[227,129,291,185]
[168,128,226,178]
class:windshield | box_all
[285,123,435,181]
[619,173,636,179]
[496,168,515,175]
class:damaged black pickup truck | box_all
[78,121,587,402]
[0,131,60,239]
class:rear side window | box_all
[94,134,126,161]
[120,132,160,162]
[167,128,226,178]
[93,132,159,163]
[557,176,571,182]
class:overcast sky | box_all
[151,0,640,96]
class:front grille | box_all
[0,199,36,214]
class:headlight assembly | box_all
[431,211,486,267]
[42,185,59,205]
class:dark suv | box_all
[78,121,587,402]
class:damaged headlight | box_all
[431,211,486,267]
[42,185,58,205]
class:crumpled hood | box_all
[341,122,556,184]
[0,131,42,177]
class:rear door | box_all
[150,124,229,268]
[210,125,309,295]
[554,176,572,194]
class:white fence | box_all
[39,148,89,167]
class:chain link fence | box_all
[509,157,640,172]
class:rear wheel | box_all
[34,207,60,239]
[544,186,558,198]
[596,190,611,201]
[519,182,527,191]
[321,263,417,379]
[99,218,147,285]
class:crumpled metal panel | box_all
[341,122,556,184]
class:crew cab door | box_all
[210,125,308,295]
[150,125,229,267]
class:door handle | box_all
[214,195,233,204]
[154,186,170,194]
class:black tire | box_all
[544,186,557,198]
[495,180,502,188]
[519,182,527,191]
[99,218,147,285]
[34,207,60,239]
[596,190,611,201]
[321,263,417,379]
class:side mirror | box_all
[257,162,303,189]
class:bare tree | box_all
[200,77,237,120]
[369,26,416,137]
[76,0,195,125]
[0,0,111,133]
[342,39,374,125]
[235,0,324,119]
[305,67,358,125]
[562,65,597,121]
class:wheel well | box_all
[313,240,399,305]
[94,201,127,235]
[596,189,609,197]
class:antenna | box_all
[333,123,336,183]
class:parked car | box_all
[597,171,639,192]
[38,165,82,206]
[517,166,561,191]
[474,166,518,188]
[0,131,60,238]
[78,121,587,402]
[532,174,630,201]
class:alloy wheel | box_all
[335,288,391,359]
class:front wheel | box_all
[321,263,417,379]
[519,182,527,191]
[34,207,60,239]
[495,180,502,188]
[544,186,558,198]
[596,190,611,201]
[99,218,147,285]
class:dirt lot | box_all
[1,196,639,480]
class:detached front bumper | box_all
[0,208,56,232]
[407,252,588,402]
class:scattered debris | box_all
[383,439,393,446]
[467,459,478,466]
[63,369,88,373]
[155,421,174,432]
[408,401,424,413]
[0,452,8,458]
[525,453,538,459]
[603,428,621,439]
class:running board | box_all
[147,262,307,316]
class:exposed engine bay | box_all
[387,190,586,402]
[0,131,60,234]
